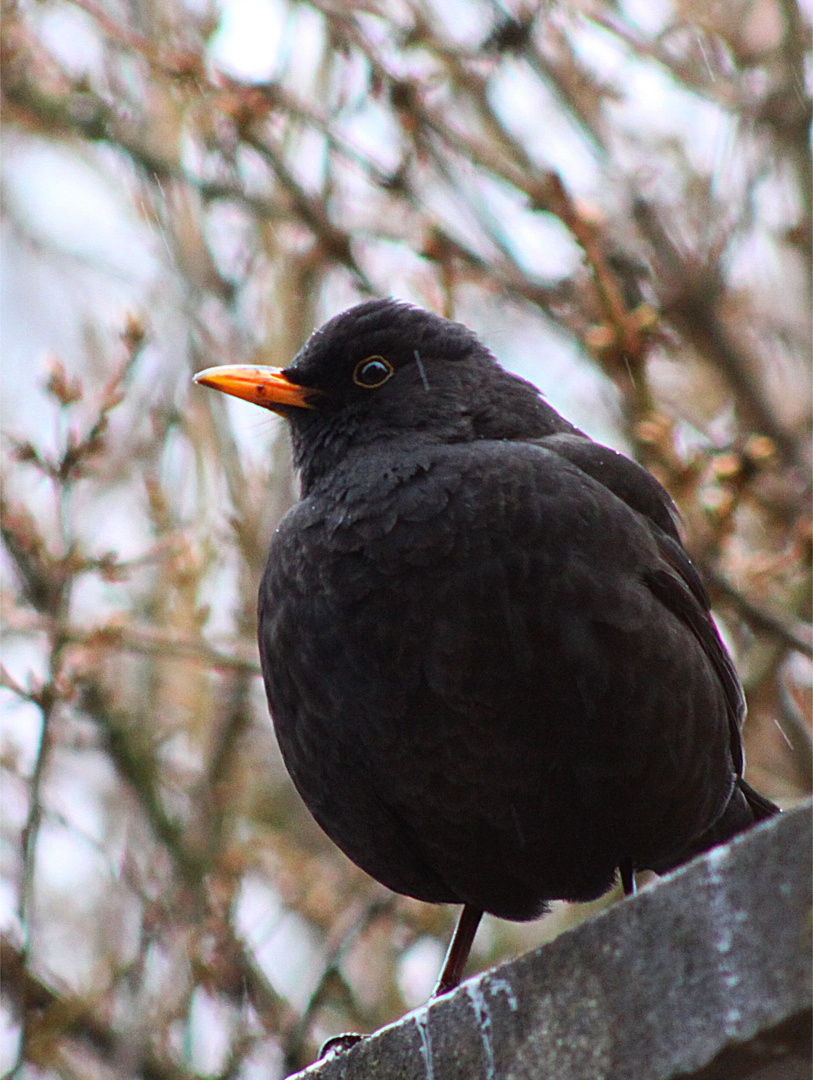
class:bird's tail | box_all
[737,777,781,822]
[651,778,779,875]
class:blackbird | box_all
[195,298,778,995]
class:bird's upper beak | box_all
[193,365,316,413]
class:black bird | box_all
[195,299,778,995]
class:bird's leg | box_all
[320,904,482,1057]
[432,904,483,997]
[620,858,636,896]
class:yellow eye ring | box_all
[353,356,394,389]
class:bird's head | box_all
[194,299,571,490]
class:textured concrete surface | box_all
[291,801,812,1080]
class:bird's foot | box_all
[620,858,636,896]
[319,1032,368,1059]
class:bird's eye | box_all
[353,356,394,389]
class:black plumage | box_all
[194,298,777,991]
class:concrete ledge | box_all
[294,801,812,1080]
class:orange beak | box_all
[193,365,317,412]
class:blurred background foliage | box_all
[1,0,810,1075]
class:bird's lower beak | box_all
[193,365,316,412]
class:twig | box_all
[77,678,207,884]
[1,936,200,1080]
[3,608,262,675]
[241,132,374,292]
[633,198,805,469]
[705,567,813,659]
[281,896,396,1072]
